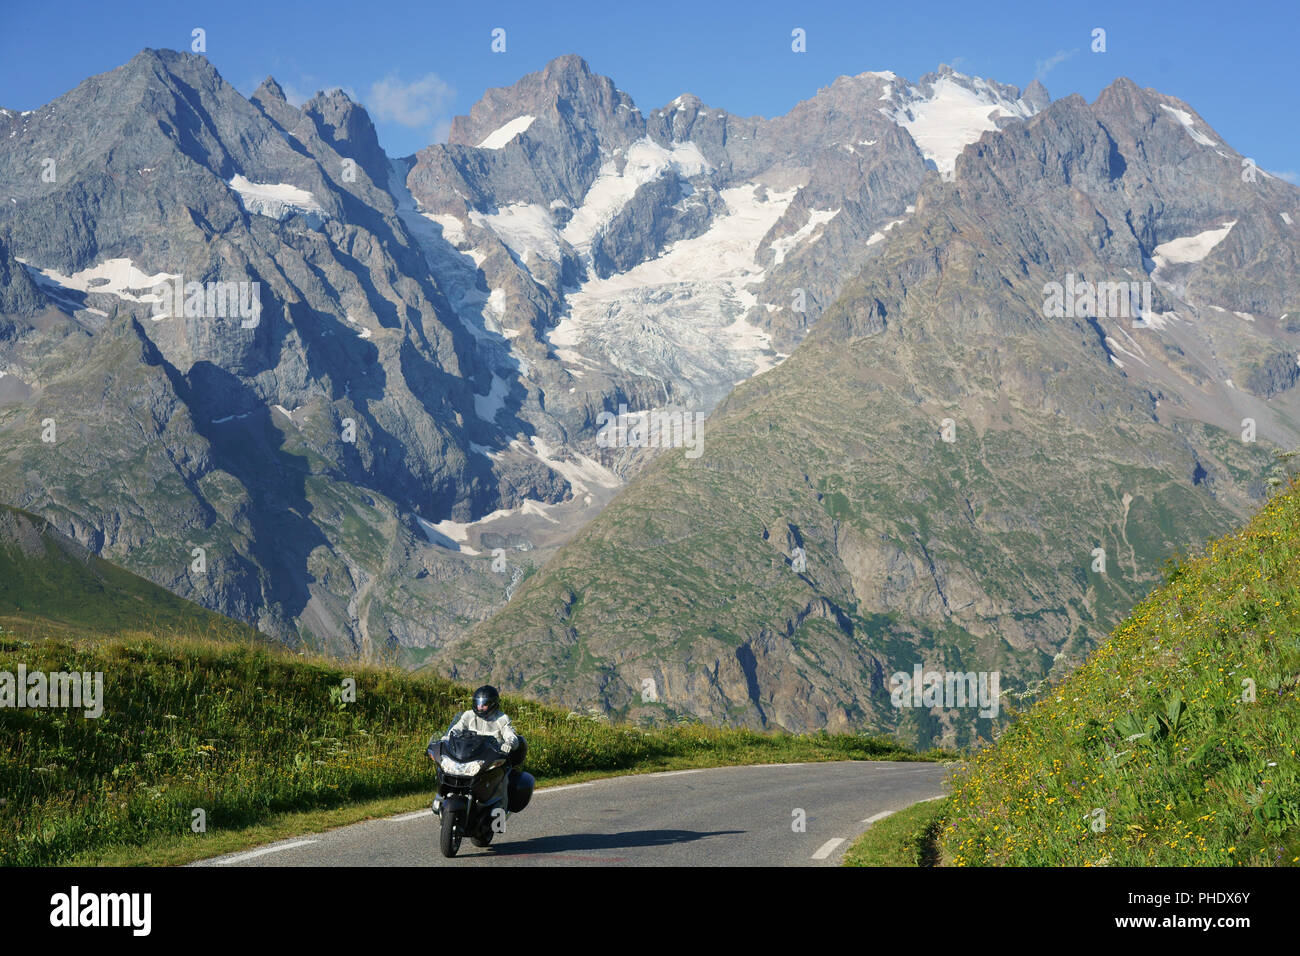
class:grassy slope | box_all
[929,478,1300,866]
[843,797,947,867]
[0,503,260,641]
[0,622,942,866]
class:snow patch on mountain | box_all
[1158,104,1216,148]
[460,138,713,271]
[474,374,510,423]
[561,138,711,254]
[417,515,481,555]
[477,114,536,149]
[883,74,1035,175]
[1150,221,1236,268]
[867,215,908,245]
[19,256,180,310]
[770,208,840,265]
[228,175,325,223]
[548,184,796,402]
[470,202,565,263]
[527,436,621,493]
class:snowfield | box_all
[884,75,1035,175]
[477,114,536,149]
[547,183,798,400]
[18,256,181,311]
[1150,221,1236,267]
[561,138,711,254]
[227,175,325,222]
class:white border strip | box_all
[210,839,318,865]
[386,809,434,822]
[811,838,845,860]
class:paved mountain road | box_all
[194,760,951,867]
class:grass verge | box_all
[842,797,949,867]
[940,478,1300,866]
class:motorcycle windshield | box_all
[443,730,500,763]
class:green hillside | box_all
[0,504,259,641]
[939,478,1300,865]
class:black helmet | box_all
[472,685,500,718]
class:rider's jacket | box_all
[444,708,520,753]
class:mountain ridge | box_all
[3,50,1296,742]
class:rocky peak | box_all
[302,87,388,182]
[447,54,642,151]
[253,75,288,104]
[1022,78,1051,112]
[251,75,301,131]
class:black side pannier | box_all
[507,770,535,812]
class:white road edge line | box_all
[534,782,594,794]
[860,794,946,825]
[811,838,845,860]
[647,769,705,778]
[386,809,433,822]
[210,839,318,865]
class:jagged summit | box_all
[253,75,288,103]
[540,52,595,80]
[1022,77,1050,111]
[446,53,639,150]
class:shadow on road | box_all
[489,828,745,858]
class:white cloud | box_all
[1270,169,1299,185]
[1034,49,1077,83]
[367,72,454,128]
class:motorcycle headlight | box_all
[440,756,485,776]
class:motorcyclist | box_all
[441,684,521,756]
[430,685,528,813]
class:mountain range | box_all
[2,50,1297,744]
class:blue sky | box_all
[1,0,1296,180]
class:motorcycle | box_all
[427,728,534,858]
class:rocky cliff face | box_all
[0,50,526,651]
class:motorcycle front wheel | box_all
[439,809,462,858]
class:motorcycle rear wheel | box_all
[439,809,462,858]
[470,826,495,848]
